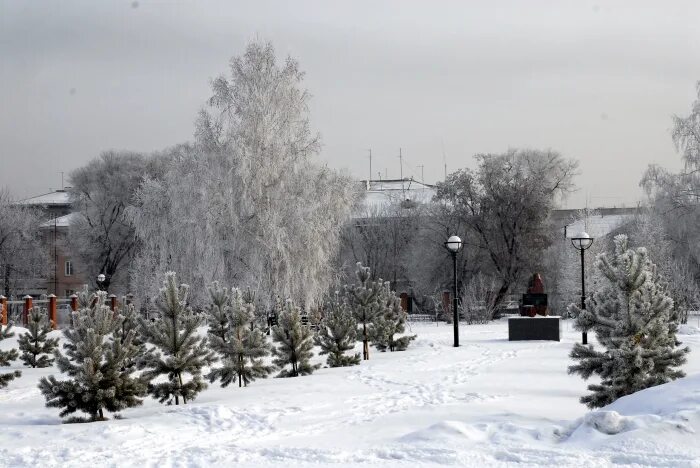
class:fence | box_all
[0,293,122,329]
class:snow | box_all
[1,320,699,467]
[38,212,79,229]
[14,190,71,207]
[565,214,634,239]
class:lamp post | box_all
[97,273,106,292]
[571,232,594,345]
[444,235,463,347]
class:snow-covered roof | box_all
[39,212,79,229]
[15,190,71,207]
[358,179,436,214]
[565,214,634,239]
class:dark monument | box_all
[509,273,560,341]
[520,273,548,317]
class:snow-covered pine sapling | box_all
[208,288,274,387]
[314,298,360,367]
[343,262,385,360]
[272,300,319,377]
[18,307,59,368]
[206,281,231,343]
[140,272,216,405]
[115,299,151,371]
[0,322,21,388]
[568,235,690,409]
[371,287,416,352]
[38,291,147,421]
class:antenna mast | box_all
[368,149,372,182]
[399,148,405,198]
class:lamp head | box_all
[571,231,594,250]
[445,235,463,253]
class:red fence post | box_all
[109,294,117,312]
[48,294,57,329]
[400,292,409,312]
[70,294,78,312]
[0,296,6,326]
[23,295,33,327]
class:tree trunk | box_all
[491,281,511,320]
[362,322,369,360]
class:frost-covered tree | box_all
[371,289,416,352]
[208,288,274,387]
[115,299,150,371]
[0,323,21,388]
[206,281,231,343]
[38,291,147,421]
[435,150,578,307]
[271,300,319,377]
[131,40,358,308]
[140,272,216,405]
[343,262,386,360]
[0,189,47,298]
[18,307,58,368]
[314,298,360,367]
[69,151,165,292]
[568,235,689,408]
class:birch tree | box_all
[131,41,358,308]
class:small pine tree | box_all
[38,291,147,421]
[314,298,360,367]
[18,307,59,368]
[140,272,216,405]
[343,262,385,360]
[0,323,21,388]
[206,281,231,343]
[371,289,416,352]
[568,235,690,408]
[115,299,151,371]
[208,287,274,387]
[271,300,319,377]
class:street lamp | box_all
[97,273,106,292]
[571,232,594,345]
[444,235,463,347]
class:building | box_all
[13,190,85,297]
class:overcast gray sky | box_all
[1,0,699,208]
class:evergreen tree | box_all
[115,299,151,371]
[314,298,360,367]
[371,289,416,352]
[206,281,231,343]
[140,272,216,405]
[0,323,21,388]
[38,291,147,421]
[343,262,385,360]
[208,288,274,387]
[18,307,59,368]
[271,300,319,377]
[568,235,690,408]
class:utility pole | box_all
[418,165,425,183]
[399,148,405,198]
[368,149,372,183]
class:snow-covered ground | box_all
[1,320,699,467]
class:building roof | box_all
[15,190,71,207]
[39,212,80,229]
[359,178,436,213]
[564,214,635,239]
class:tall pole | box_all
[368,149,372,183]
[580,247,587,345]
[452,251,459,347]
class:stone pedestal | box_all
[508,316,560,341]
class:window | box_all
[64,260,73,276]
[65,289,75,297]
